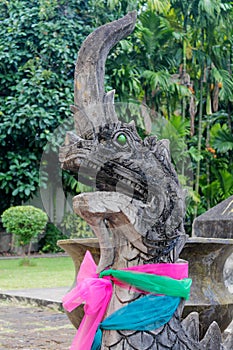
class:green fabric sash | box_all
[100,269,192,300]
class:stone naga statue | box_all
[59,12,225,350]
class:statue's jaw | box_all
[72,191,149,272]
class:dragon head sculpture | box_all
[59,12,186,273]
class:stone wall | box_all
[0,231,12,253]
[0,230,40,254]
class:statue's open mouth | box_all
[59,132,149,203]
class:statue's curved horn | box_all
[73,11,137,137]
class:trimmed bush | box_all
[2,205,48,256]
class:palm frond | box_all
[211,124,233,153]
[147,0,170,14]
[139,11,173,56]
[211,67,223,82]
[202,180,220,206]
[202,168,233,206]
[198,0,221,19]
[142,70,171,91]
[169,115,190,137]
[218,169,233,198]
[218,70,233,101]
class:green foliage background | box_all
[0,0,92,211]
[0,0,232,236]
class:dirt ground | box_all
[0,299,76,350]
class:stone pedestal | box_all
[193,196,233,239]
[180,237,233,337]
[57,238,100,328]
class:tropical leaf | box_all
[142,70,171,91]
[211,123,233,153]
[218,70,233,102]
[202,168,233,206]
[188,146,204,162]
[169,115,190,137]
[220,3,233,11]
[174,83,192,98]
[218,169,233,198]
[147,0,170,14]
[202,180,220,206]
[138,11,173,56]
[198,0,221,19]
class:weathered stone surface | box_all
[180,237,233,337]
[193,196,233,238]
[223,320,233,349]
[225,253,233,293]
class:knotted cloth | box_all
[62,251,191,350]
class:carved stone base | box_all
[57,238,100,329]
[181,237,233,337]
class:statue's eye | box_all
[116,133,127,146]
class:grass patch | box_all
[18,258,37,267]
[0,257,75,290]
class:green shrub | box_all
[40,222,68,253]
[2,205,48,256]
[61,212,94,239]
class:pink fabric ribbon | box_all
[62,251,113,350]
[63,251,189,350]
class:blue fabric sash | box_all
[91,294,181,350]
